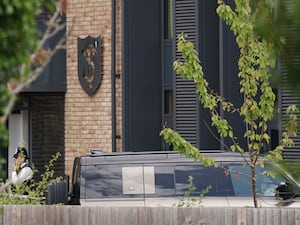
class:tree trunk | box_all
[251,166,258,208]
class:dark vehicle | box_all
[61,150,300,207]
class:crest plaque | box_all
[78,36,102,96]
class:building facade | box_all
[64,0,300,176]
[3,0,299,180]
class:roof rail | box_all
[88,149,227,157]
[90,149,104,155]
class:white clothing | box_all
[11,163,33,185]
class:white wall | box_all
[8,110,29,179]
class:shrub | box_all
[0,152,62,204]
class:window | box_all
[152,166,175,197]
[162,0,174,137]
[174,165,235,197]
[83,165,125,199]
[163,0,173,40]
[226,164,286,197]
[83,165,156,198]
[175,165,217,196]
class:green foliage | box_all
[0,0,40,145]
[0,0,39,79]
[161,0,298,208]
[253,0,300,92]
[275,160,300,185]
[0,152,62,204]
[175,176,211,207]
[0,155,5,180]
[160,128,217,167]
[0,0,61,146]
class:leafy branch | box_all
[160,128,217,167]
[1,1,68,125]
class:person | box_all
[11,147,33,185]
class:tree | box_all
[161,0,298,208]
[0,0,66,146]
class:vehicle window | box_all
[256,167,287,196]
[70,157,81,203]
[215,167,235,196]
[227,165,252,196]
[83,165,131,199]
[227,165,286,197]
[151,166,175,197]
[174,165,235,197]
[80,157,290,200]
[71,157,81,191]
[83,164,156,199]
[175,165,217,196]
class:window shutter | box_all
[173,0,199,147]
[281,68,300,159]
[280,0,300,159]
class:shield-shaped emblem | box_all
[78,36,102,96]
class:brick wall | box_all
[65,0,122,176]
[31,95,65,178]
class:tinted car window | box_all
[70,157,81,204]
[175,165,218,196]
[153,166,175,197]
[82,165,125,199]
[227,164,286,197]
[175,165,235,197]
[79,155,292,201]
[83,164,155,199]
[215,167,235,196]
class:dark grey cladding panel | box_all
[123,0,162,151]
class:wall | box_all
[31,95,65,178]
[65,0,122,176]
[8,110,28,179]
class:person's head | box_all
[13,147,29,164]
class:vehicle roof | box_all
[79,150,248,166]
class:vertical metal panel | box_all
[123,0,162,151]
[220,0,246,150]
[198,1,220,149]
[173,0,199,147]
[280,0,300,159]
